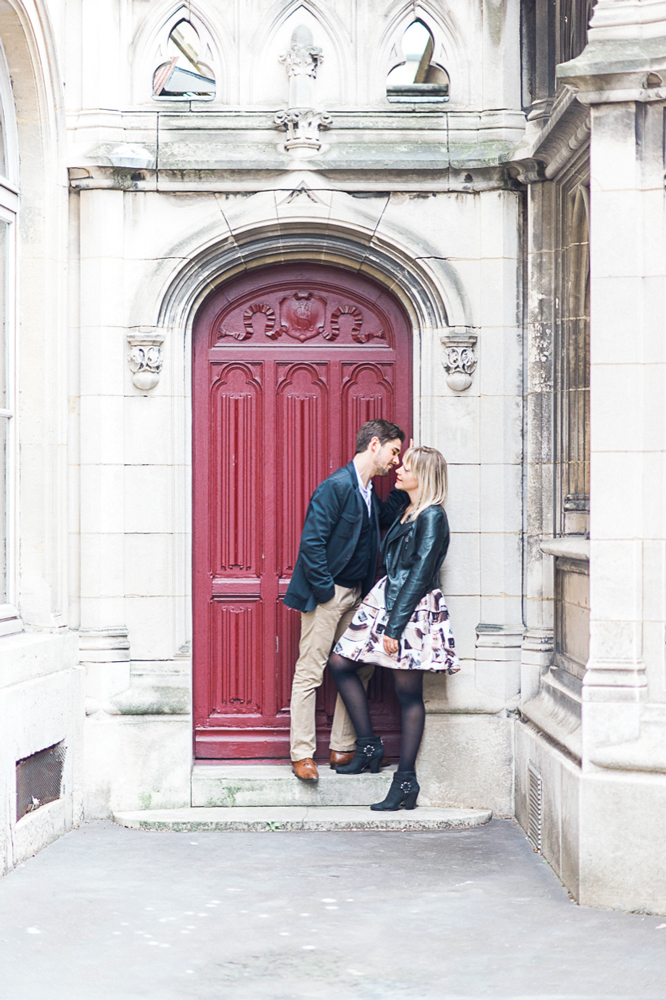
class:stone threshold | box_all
[191,763,396,808]
[113,806,492,833]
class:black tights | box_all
[328,653,425,773]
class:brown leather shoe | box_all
[292,758,319,781]
[329,750,354,769]
[329,750,391,770]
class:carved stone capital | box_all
[274,108,333,155]
[127,327,165,391]
[279,25,324,110]
[279,25,323,81]
[440,327,478,391]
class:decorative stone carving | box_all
[279,25,323,107]
[440,327,478,391]
[275,25,332,154]
[273,108,332,154]
[279,291,327,341]
[127,328,164,390]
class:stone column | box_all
[78,188,130,707]
[521,179,556,702]
[560,21,666,760]
[559,1,666,910]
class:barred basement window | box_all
[153,20,216,100]
[387,21,449,103]
[16,742,66,821]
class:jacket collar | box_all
[346,461,379,525]
[385,516,413,544]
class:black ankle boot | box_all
[336,736,384,775]
[370,770,419,810]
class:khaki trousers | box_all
[289,584,376,761]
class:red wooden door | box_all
[192,264,412,760]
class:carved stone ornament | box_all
[275,25,331,154]
[440,328,478,391]
[279,25,323,104]
[274,108,333,154]
[127,328,165,390]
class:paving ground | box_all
[0,819,665,1000]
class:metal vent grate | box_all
[527,764,543,853]
[16,741,66,821]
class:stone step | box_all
[191,763,397,808]
[113,805,492,833]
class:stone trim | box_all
[540,537,590,562]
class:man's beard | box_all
[375,462,392,477]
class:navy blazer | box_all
[284,462,408,613]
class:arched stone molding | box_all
[0,0,68,628]
[130,212,472,352]
[373,0,471,108]
[250,0,351,107]
[0,35,18,185]
[131,0,230,107]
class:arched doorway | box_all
[192,263,413,761]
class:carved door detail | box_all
[193,263,412,760]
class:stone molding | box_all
[79,627,130,664]
[440,327,477,391]
[510,91,590,182]
[540,536,590,562]
[127,328,165,391]
[558,0,666,104]
[0,602,23,637]
[153,224,467,338]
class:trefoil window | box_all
[153,20,216,100]
[387,21,449,103]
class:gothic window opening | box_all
[387,21,449,103]
[552,169,590,681]
[556,183,590,537]
[153,19,216,99]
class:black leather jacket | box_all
[380,505,450,639]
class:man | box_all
[284,419,408,781]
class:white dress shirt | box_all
[353,461,373,517]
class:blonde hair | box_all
[403,446,448,521]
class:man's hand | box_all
[383,635,399,655]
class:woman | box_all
[328,445,459,811]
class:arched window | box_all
[387,21,449,103]
[153,19,216,100]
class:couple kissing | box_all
[284,419,459,811]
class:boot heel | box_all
[336,736,384,775]
[370,770,420,811]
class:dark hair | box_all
[355,419,405,454]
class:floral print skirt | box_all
[334,576,460,674]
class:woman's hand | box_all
[383,635,399,655]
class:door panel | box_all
[193,264,412,760]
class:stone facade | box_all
[0,0,665,915]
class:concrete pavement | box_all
[0,818,664,1000]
